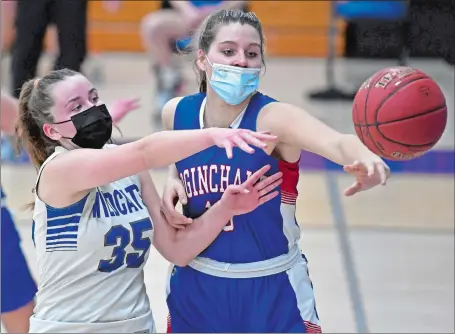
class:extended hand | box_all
[109,97,140,124]
[343,158,390,196]
[220,164,283,216]
[210,128,277,159]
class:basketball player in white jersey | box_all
[0,90,144,332]
[15,68,281,333]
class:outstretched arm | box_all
[43,126,277,197]
[260,102,390,195]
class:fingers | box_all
[376,161,390,185]
[167,220,187,230]
[242,165,271,188]
[258,177,283,197]
[258,190,279,205]
[254,171,283,192]
[223,140,234,159]
[161,208,191,230]
[343,160,364,174]
[129,99,141,110]
[249,130,278,142]
[231,135,255,154]
[240,132,268,149]
[366,162,375,177]
[344,159,391,185]
[344,181,362,196]
[225,184,249,195]
[162,205,192,225]
[162,188,191,226]
[176,186,188,205]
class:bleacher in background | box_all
[40,1,345,57]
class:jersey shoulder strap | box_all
[173,93,206,130]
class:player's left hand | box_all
[220,165,282,216]
[108,97,140,124]
[343,158,391,196]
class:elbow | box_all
[171,256,192,267]
[163,251,192,267]
[154,239,193,267]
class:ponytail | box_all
[15,79,57,169]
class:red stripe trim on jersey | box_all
[281,191,297,205]
[166,314,172,333]
[304,320,322,333]
[281,191,297,200]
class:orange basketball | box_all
[352,67,447,161]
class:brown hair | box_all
[191,9,266,93]
[15,69,78,168]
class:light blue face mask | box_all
[206,57,261,105]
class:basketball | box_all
[352,67,447,161]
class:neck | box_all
[204,88,252,128]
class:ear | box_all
[196,49,207,72]
[43,123,62,141]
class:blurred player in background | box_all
[1,92,37,334]
[140,0,247,124]
[161,9,391,333]
[11,0,88,99]
[1,1,17,52]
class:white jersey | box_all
[30,145,156,333]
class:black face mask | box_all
[54,104,113,149]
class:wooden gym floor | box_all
[1,54,454,333]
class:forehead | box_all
[213,22,261,46]
[51,74,93,104]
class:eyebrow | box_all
[65,88,97,107]
[219,41,261,48]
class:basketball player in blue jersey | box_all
[14,68,280,333]
[161,9,391,333]
[1,92,37,333]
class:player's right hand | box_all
[209,128,277,159]
[220,164,282,216]
[161,177,191,230]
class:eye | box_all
[222,49,234,56]
[247,52,258,58]
[91,95,100,104]
[71,104,82,112]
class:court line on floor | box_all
[299,224,454,236]
[325,171,369,334]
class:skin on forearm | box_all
[337,134,377,165]
[154,200,233,266]
[140,171,233,267]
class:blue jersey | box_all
[189,0,223,7]
[1,186,38,313]
[174,92,301,264]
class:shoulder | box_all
[162,93,206,130]
[257,100,299,132]
[162,96,185,131]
